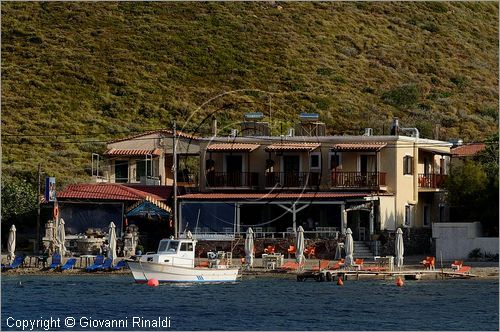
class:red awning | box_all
[332,142,387,151]
[56,184,166,201]
[206,143,260,152]
[178,192,390,200]
[265,143,320,152]
[104,148,161,157]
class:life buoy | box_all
[207,252,216,260]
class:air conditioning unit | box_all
[363,128,373,136]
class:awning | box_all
[419,146,452,156]
[265,143,320,152]
[104,148,161,157]
[206,143,260,152]
[126,200,171,219]
[331,142,387,152]
[178,192,392,201]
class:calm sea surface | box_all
[1,274,498,331]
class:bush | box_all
[381,84,420,108]
[468,248,482,259]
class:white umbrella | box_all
[7,225,16,264]
[244,228,254,269]
[108,222,117,262]
[57,218,66,256]
[395,228,404,268]
[295,226,305,267]
[345,228,354,266]
[334,242,343,260]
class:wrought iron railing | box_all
[330,171,386,188]
[206,172,259,188]
[418,173,447,188]
[265,172,321,188]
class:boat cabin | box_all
[143,238,196,268]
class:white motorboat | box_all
[126,236,240,283]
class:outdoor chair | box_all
[112,260,127,270]
[2,255,25,271]
[264,245,275,254]
[277,261,304,271]
[421,256,435,270]
[329,259,344,270]
[451,260,463,270]
[304,246,316,259]
[60,258,77,271]
[86,255,105,272]
[457,265,471,274]
[48,253,62,269]
[311,260,330,271]
[354,258,365,269]
[287,245,296,258]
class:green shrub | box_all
[381,84,420,108]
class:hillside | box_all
[1,2,498,185]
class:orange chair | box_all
[312,260,330,271]
[278,261,304,271]
[304,246,316,259]
[329,259,344,270]
[457,265,471,274]
[287,245,296,258]
[451,260,463,270]
[196,261,210,268]
[421,256,435,269]
[264,245,275,254]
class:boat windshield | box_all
[158,240,180,253]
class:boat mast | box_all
[173,121,178,238]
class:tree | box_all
[445,134,499,236]
[1,177,37,221]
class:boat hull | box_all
[126,260,240,283]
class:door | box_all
[225,155,243,186]
[360,155,376,186]
[283,155,300,187]
[115,160,129,183]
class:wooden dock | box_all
[296,269,476,282]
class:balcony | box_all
[265,172,321,188]
[331,171,386,189]
[206,172,259,188]
[418,173,447,189]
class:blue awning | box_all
[126,200,170,219]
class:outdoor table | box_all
[262,253,284,269]
[375,256,394,271]
[79,255,96,268]
[35,256,48,268]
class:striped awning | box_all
[265,143,320,152]
[332,142,387,151]
[206,143,260,152]
[104,148,162,157]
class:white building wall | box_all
[433,222,499,260]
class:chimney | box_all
[390,118,399,135]
[211,118,217,137]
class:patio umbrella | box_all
[345,228,354,266]
[334,242,343,260]
[244,227,254,268]
[395,228,404,268]
[108,222,117,262]
[57,218,66,257]
[295,226,305,267]
[7,225,16,264]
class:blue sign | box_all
[45,177,56,202]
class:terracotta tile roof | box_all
[179,192,389,200]
[108,129,199,144]
[265,143,320,151]
[451,143,486,157]
[123,185,173,199]
[57,184,165,201]
[104,148,162,157]
[332,142,387,151]
[206,143,260,152]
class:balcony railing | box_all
[418,173,447,189]
[206,172,259,188]
[265,172,321,188]
[331,171,386,188]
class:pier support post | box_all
[341,203,347,235]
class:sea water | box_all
[1,275,498,331]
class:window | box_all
[329,152,342,169]
[423,205,430,227]
[404,204,413,227]
[115,160,129,183]
[180,242,193,251]
[310,152,321,170]
[403,156,413,175]
[136,159,146,181]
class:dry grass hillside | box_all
[1,2,498,184]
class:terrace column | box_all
[292,203,297,233]
[235,203,241,234]
[369,206,374,237]
[341,203,347,235]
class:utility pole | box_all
[36,164,41,253]
[172,122,178,238]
